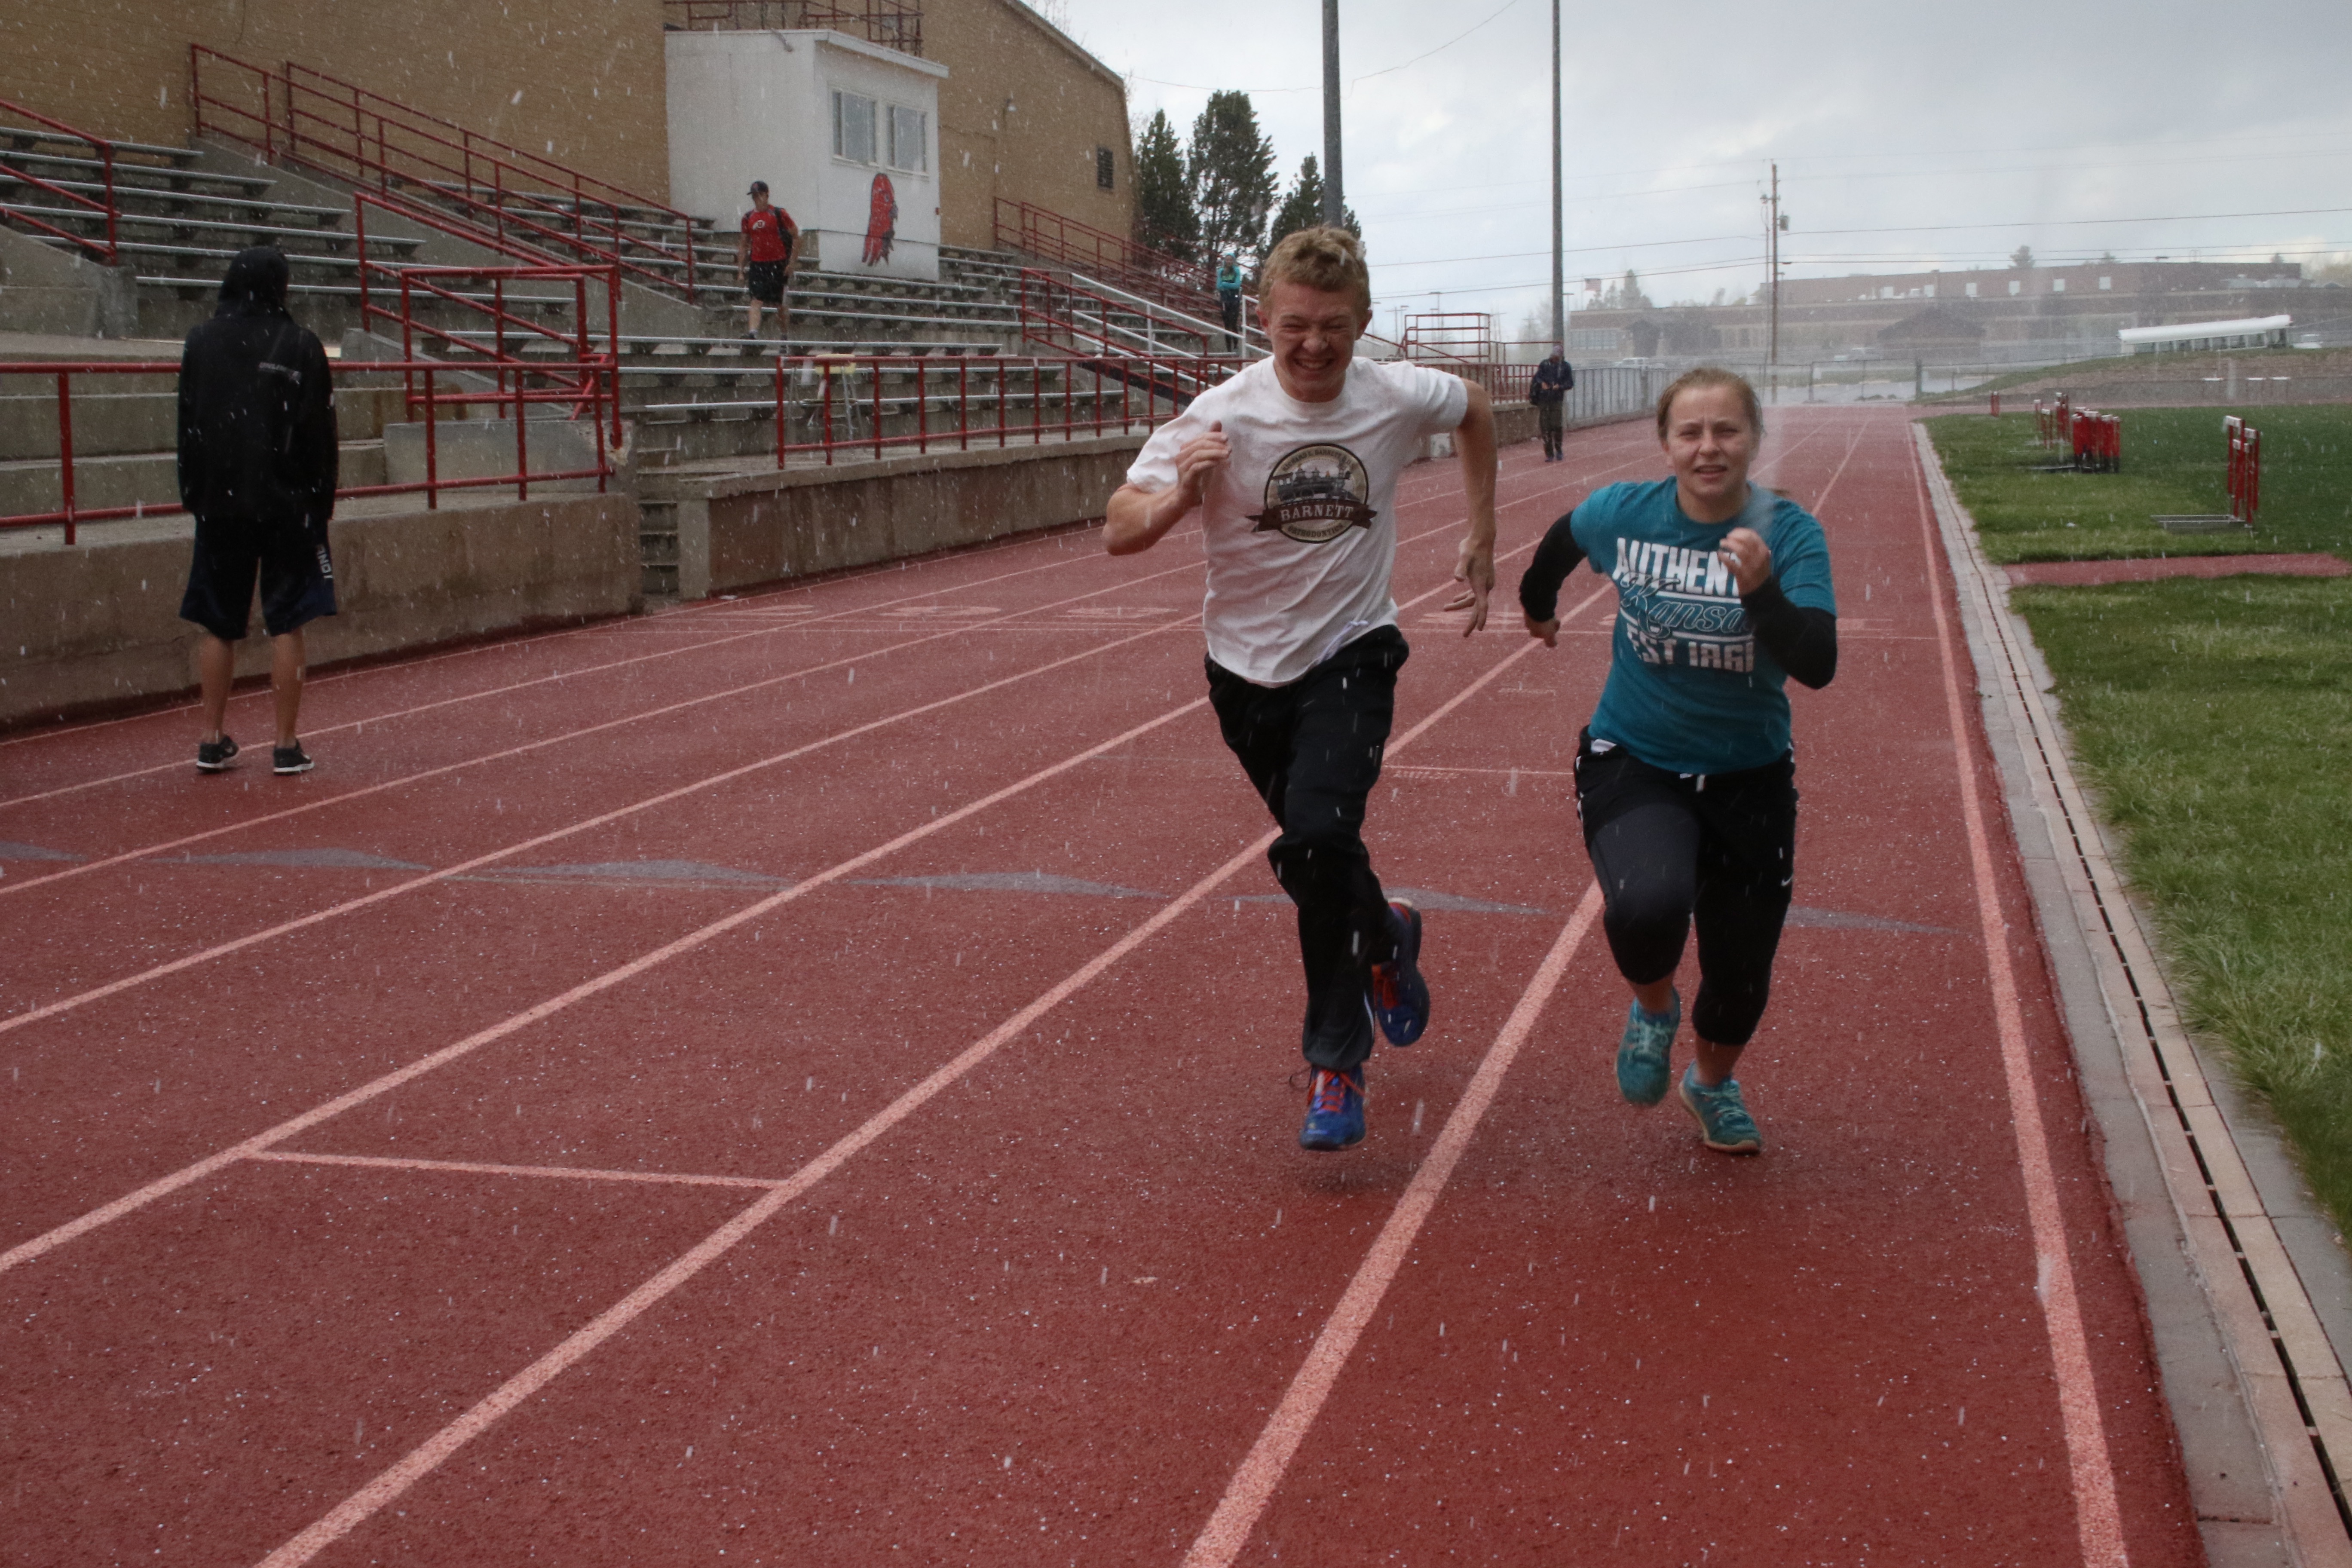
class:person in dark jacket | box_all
[1529,349,1574,461]
[177,246,338,775]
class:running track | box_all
[0,410,2200,1565]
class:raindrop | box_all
[1099,1266,1108,1286]
[354,1418,364,1446]
[1411,1100,1424,1133]
[1438,1322,1445,1338]
[1648,1195,1656,1212]
[1003,1456,1013,1470]
[806,1077,815,1091]
[828,1215,839,1235]
[1272,1208,1281,1228]
[1958,1406,1966,1426]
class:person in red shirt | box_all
[735,180,798,341]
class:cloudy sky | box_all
[1047,0,2352,339]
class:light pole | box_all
[1321,0,1344,228]
[1550,0,1563,351]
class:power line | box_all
[1370,233,1752,269]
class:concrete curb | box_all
[1917,423,2352,1568]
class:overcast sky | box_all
[1048,0,2352,339]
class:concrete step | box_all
[0,438,385,519]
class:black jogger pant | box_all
[1573,730,1798,1048]
[1207,627,1406,1073]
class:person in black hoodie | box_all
[177,246,338,775]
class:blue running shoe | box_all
[1616,990,1679,1107]
[1679,1066,1762,1154]
[1298,1066,1366,1152]
[1368,899,1430,1047]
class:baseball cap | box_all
[748,179,769,196]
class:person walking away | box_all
[1516,366,1837,1153]
[1106,226,1500,1152]
[1529,348,1574,462]
[1216,253,1245,352]
[737,181,799,342]
[177,246,339,776]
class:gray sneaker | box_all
[1615,990,1678,1106]
[1679,1066,1761,1154]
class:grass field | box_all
[2011,575,2352,1240]
[1925,407,2352,563]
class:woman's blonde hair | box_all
[1259,226,1372,313]
[1654,366,1764,440]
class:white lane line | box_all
[0,616,1197,1038]
[248,1150,786,1191]
[1181,880,1604,1568]
[1906,427,2128,1566]
[0,696,1205,1277]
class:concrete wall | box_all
[0,225,138,338]
[0,493,640,729]
[927,0,1133,251]
[0,0,672,200]
[659,433,1142,598]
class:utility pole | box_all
[1321,0,1344,228]
[1766,160,1782,376]
[1549,0,1563,349]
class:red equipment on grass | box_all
[2226,416,2262,526]
[2070,409,2120,474]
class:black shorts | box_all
[180,511,336,641]
[745,259,787,305]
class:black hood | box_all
[215,247,292,318]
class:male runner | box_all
[1106,226,1499,1151]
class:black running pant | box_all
[1207,627,1406,1073]
[1574,732,1797,1048]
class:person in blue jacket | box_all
[1516,366,1837,1153]
[1216,254,1245,351]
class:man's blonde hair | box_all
[1259,226,1372,313]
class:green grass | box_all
[1925,406,2352,563]
[2013,576,2352,1239]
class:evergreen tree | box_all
[1265,155,1360,252]
[1186,91,1278,263]
[1619,269,1651,309]
[2009,244,2036,270]
[1133,110,1198,260]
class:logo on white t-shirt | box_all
[1246,444,1375,544]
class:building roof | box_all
[2118,315,2293,346]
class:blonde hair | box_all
[1654,366,1764,440]
[1259,226,1372,313]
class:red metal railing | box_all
[0,358,615,543]
[190,47,705,302]
[736,351,1246,469]
[994,198,1221,316]
[0,95,121,264]
[662,0,924,53]
[2226,415,2262,525]
[1402,312,1496,363]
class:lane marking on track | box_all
[0,456,1641,1023]
[0,430,1618,778]
[246,1150,788,1191]
[0,696,1205,1277]
[0,536,1200,813]
[1182,879,1605,1568]
[0,556,1219,898]
[0,559,1599,1273]
[0,616,1199,1037]
[238,579,1614,1568]
[0,448,1601,888]
[1906,428,2129,1567]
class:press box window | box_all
[1096,146,1115,190]
[888,106,927,172]
[832,91,877,164]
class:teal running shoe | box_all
[1679,1067,1762,1154]
[1616,990,1679,1106]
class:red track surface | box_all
[0,410,2200,1566]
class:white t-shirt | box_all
[1125,357,1469,686]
